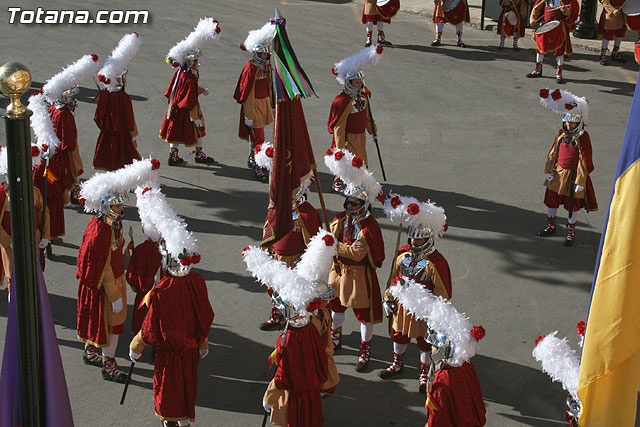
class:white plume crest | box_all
[27,93,61,158]
[79,158,158,213]
[324,148,382,203]
[242,22,275,52]
[254,142,274,171]
[333,45,383,84]
[383,192,447,238]
[294,230,337,283]
[539,88,589,123]
[532,331,581,397]
[389,276,479,365]
[167,17,221,67]
[135,185,198,256]
[42,54,101,103]
[98,33,141,92]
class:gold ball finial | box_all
[0,62,32,116]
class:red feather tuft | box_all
[376,45,384,54]
[535,335,546,346]
[331,67,337,76]
[470,326,486,342]
[91,54,99,62]
[539,88,549,99]
[150,159,161,170]
[551,89,562,101]
[407,203,420,215]
[322,235,335,246]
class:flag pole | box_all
[0,61,45,426]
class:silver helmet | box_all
[407,225,435,258]
[115,69,128,90]
[314,281,336,302]
[99,192,128,223]
[184,49,201,70]
[343,185,370,219]
[56,85,79,110]
[344,70,365,97]
[272,293,311,328]
[562,104,585,138]
[159,242,192,277]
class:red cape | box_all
[159,69,200,146]
[398,245,452,298]
[273,201,323,256]
[274,322,328,427]
[126,238,162,335]
[76,217,112,346]
[233,61,258,104]
[141,271,214,420]
[427,362,486,427]
[327,92,352,134]
[93,89,141,171]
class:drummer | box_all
[597,0,627,65]
[362,0,399,46]
[431,0,470,47]
[497,0,529,51]
[526,0,580,83]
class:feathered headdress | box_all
[254,142,274,172]
[79,158,160,213]
[134,185,199,262]
[166,17,221,67]
[98,32,141,91]
[539,88,589,123]
[389,276,485,366]
[325,147,382,203]
[331,45,383,85]
[243,230,337,319]
[42,54,100,103]
[532,331,581,398]
[27,93,62,158]
[240,21,275,52]
[382,192,447,238]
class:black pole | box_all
[481,0,486,30]
[2,108,44,427]
[574,0,598,39]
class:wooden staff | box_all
[312,167,341,275]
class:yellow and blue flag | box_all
[577,75,640,426]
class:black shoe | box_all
[167,156,184,166]
[419,383,427,394]
[259,319,284,331]
[526,71,542,78]
[564,238,575,247]
[378,39,392,46]
[355,359,369,372]
[513,46,520,52]
[612,52,626,63]
[457,40,466,47]
[556,76,564,84]
[45,243,53,259]
[378,366,403,379]
[194,155,214,165]
[497,45,504,51]
[430,39,441,46]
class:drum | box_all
[442,0,467,25]
[376,0,400,20]
[622,0,640,30]
[503,9,519,36]
[534,20,565,54]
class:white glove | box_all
[263,400,273,413]
[131,136,137,142]
[383,301,394,317]
[111,298,123,314]
[202,88,209,96]
[545,173,553,182]
[199,348,209,359]
[244,119,254,127]
[575,184,584,193]
[7,289,10,304]
[38,238,49,249]
[193,119,203,128]
[129,348,141,363]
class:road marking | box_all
[617,66,637,84]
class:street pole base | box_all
[574,21,598,39]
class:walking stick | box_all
[386,223,404,289]
[40,159,49,263]
[364,94,387,182]
[567,168,577,220]
[119,361,136,405]
[262,411,269,427]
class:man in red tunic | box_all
[497,0,529,50]
[160,50,214,166]
[597,0,627,65]
[431,0,471,47]
[538,89,597,246]
[527,0,580,83]
[362,0,397,46]
[76,192,129,382]
[329,186,385,372]
[235,29,275,182]
[126,237,162,336]
[129,247,213,427]
[32,88,82,256]
[380,226,452,393]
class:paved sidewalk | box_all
[373,0,639,52]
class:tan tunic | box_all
[242,71,274,129]
[600,0,625,30]
[544,150,589,199]
[102,259,128,328]
[332,94,375,166]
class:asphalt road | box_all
[0,0,638,426]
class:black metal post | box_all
[481,0,486,30]
[574,0,598,39]
[2,108,44,427]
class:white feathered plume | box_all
[390,276,484,366]
[135,185,198,257]
[254,142,274,171]
[383,192,447,238]
[532,331,581,397]
[42,54,100,103]
[294,230,337,283]
[79,158,160,213]
[539,88,589,123]
[325,148,382,204]
[27,93,62,158]
[98,33,141,92]
[167,17,221,67]
[332,45,383,85]
[240,21,275,52]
